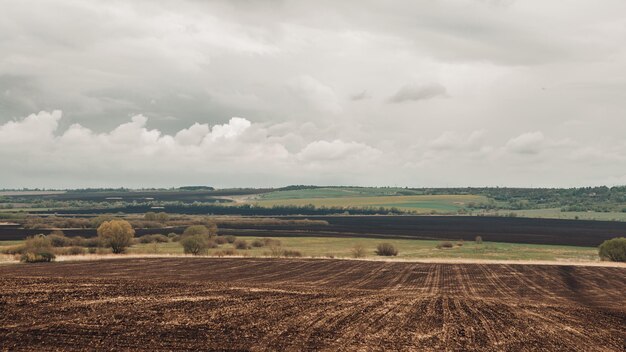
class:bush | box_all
[20,235,56,263]
[82,237,101,248]
[436,241,454,249]
[267,245,283,258]
[282,249,302,257]
[251,239,265,247]
[138,234,169,244]
[225,235,237,243]
[168,233,180,242]
[233,239,250,250]
[598,237,626,262]
[351,245,367,258]
[180,234,209,255]
[262,238,281,246]
[69,246,86,255]
[375,243,398,256]
[87,247,97,254]
[97,220,135,254]
[475,236,483,244]
[214,248,237,257]
[215,236,229,245]
[47,231,71,247]
[21,252,55,263]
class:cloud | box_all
[289,75,342,114]
[505,131,545,154]
[350,90,370,101]
[297,139,381,162]
[388,83,446,103]
[0,110,62,144]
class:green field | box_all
[2,237,600,262]
[252,191,487,213]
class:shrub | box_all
[168,233,180,242]
[215,236,229,245]
[351,245,367,258]
[598,237,626,262]
[138,235,155,244]
[262,238,281,246]
[180,234,209,255]
[268,245,283,258]
[207,239,219,249]
[138,234,169,244]
[87,247,97,254]
[375,243,398,256]
[65,246,85,255]
[282,249,302,257]
[20,235,56,263]
[475,236,483,244]
[436,241,454,249]
[225,235,237,243]
[251,239,265,247]
[82,237,101,248]
[233,239,250,250]
[214,248,237,257]
[21,252,55,263]
[47,231,71,247]
[97,220,135,254]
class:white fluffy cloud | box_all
[1,110,625,188]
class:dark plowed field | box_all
[3,215,626,246]
[1,258,625,351]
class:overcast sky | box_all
[1,0,625,188]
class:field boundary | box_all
[1,254,624,268]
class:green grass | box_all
[122,237,600,262]
[1,236,601,262]
[258,187,422,200]
[252,193,486,213]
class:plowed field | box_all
[1,258,625,351]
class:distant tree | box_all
[97,220,135,254]
[475,236,483,244]
[598,237,626,262]
[180,235,209,255]
[183,225,209,238]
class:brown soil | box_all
[1,258,624,351]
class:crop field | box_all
[0,258,624,351]
[253,193,487,213]
[2,216,626,247]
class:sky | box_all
[1,0,625,189]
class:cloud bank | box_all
[1,110,625,188]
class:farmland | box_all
[253,194,486,213]
[1,258,624,351]
[3,215,626,247]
